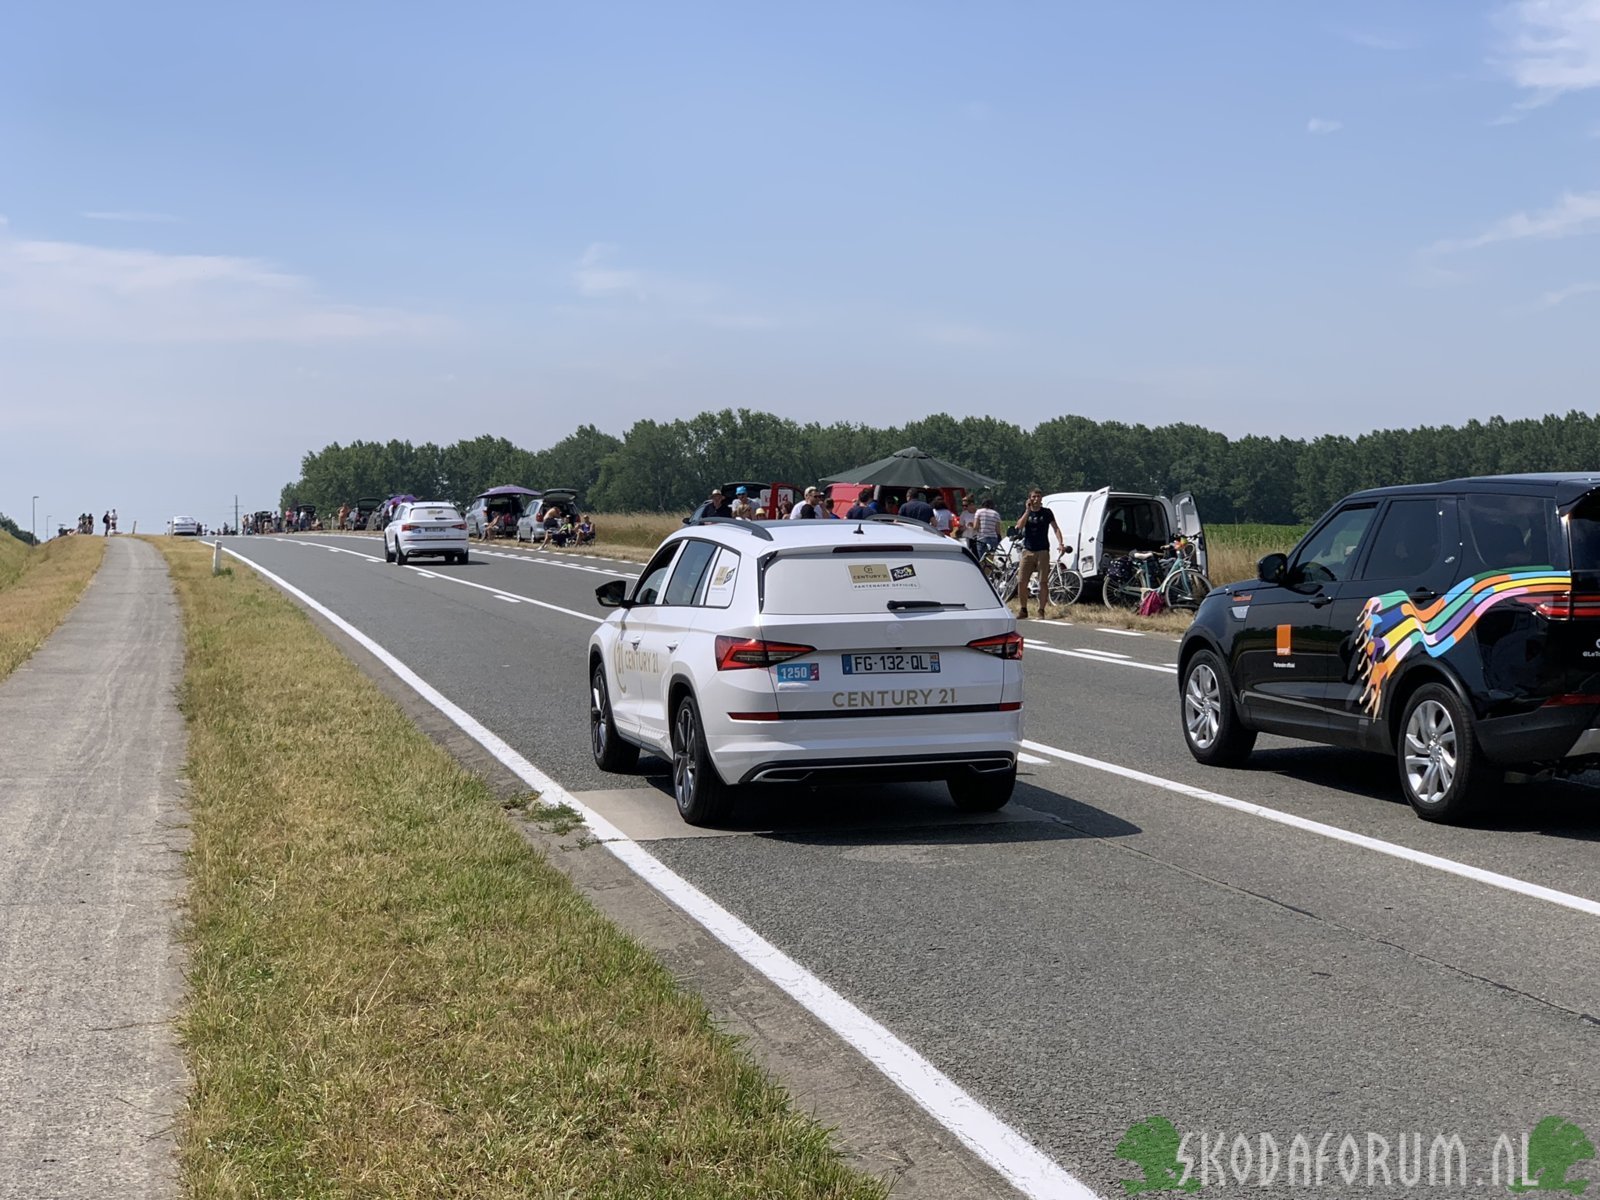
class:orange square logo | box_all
[1276,624,1292,657]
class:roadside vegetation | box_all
[0,532,106,682]
[150,538,887,1200]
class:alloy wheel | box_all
[590,672,608,760]
[1184,662,1222,749]
[1403,699,1457,806]
[673,704,698,810]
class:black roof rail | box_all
[865,513,938,531]
[681,515,775,541]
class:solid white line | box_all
[495,595,519,603]
[1019,752,1050,765]
[1020,739,1600,920]
[216,544,1094,1199]
[1025,642,1177,674]
[1059,647,1131,660]
[1093,627,1145,637]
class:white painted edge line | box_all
[1020,738,1600,921]
[215,544,1095,1200]
[1018,752,1051,765]
[1093,627,1145,637]
[1025,642,1177,675]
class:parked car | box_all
[347,497,384,531]
[384,502,470,565]
[1177,472,1600,821]
[516,488,580,542]
[1042,488,1206,584]
[169,515,200,536]
[467,493,535,539]
[587,514,1024,825]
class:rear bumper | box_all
[736,751,1017,785]
[1476,703,1600,765]
[396,535,468,558]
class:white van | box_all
[1041,488,1206,583]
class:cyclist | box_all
[1013,488,1066,619]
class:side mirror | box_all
[596,579,630,608]
[1257,552,1288,585]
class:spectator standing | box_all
[819,495,841,519]
[958,496,979,547]
[930,493,956,535]
[791,487,821,518]
[1013,488,1066,620]
[338,502,350,530]
[845,488,875,520]
[898,490,935,524]
[974,495,1002,559]
[102,511,110,536]
[109,508,118,534]
[775,496,793,519]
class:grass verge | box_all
[0,532,106,682]
[150,538,888,1200]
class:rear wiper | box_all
[886,599,966,610]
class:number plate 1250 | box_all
[841,652,940,675]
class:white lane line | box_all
[1019,752,1050,765]
[1021,739,1600,921]
[397,564,597,622]
[1035,619,1074,627]
[218,543,1092,1200]
[1025,642,1177,675]
[495,595,519,603]
[1094,627,1145,637]
[1060,647,1130,660]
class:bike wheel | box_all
[1049,566,1083,607]
[1162,566,1212,611]
[1102,574,1140,609]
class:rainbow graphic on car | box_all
[1354,566,1569,716]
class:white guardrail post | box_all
[213,540,222,576]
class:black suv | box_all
[1178,473,1600,821]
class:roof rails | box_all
[681,515,775,541]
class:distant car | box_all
[384,502,470,565]
[516,488,580,543]
[170,515,200,536]
[347,497,384,531]
[467,493,535,539]
[587,515,1023,825]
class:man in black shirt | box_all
[1014,487,1066,618]
[693,489,731,521]
[898,489,935,523]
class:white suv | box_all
[384,502,470,565]
[588,516,1024,825]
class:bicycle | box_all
[987,541,1084,610]
[1102,539,1212,611]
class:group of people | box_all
[690,483,1069,618]
[69,510,117,536]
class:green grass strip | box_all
[153,539,887,1200]
[0,532,105,683]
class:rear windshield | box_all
[410,506,461,521]
[762,549,999,615]
[1567,496,1600,585]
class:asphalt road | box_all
[216,532,1600,1198]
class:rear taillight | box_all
[400,523,415,532]
[967,631,1024,659]
[1534,593,1600,619]
[452,522,467,530]
[1542,694,1600,707]
[714,636,816,670]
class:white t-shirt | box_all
[791,500,819,519]
[931,507,956,533]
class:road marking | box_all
[399,564,597,621]
[1021,739,1600,920]
[216,544,1093,1200]
[495,595,519,603]
[1060,647,1130,659]
[1025,642,1178,674]
[1094,627,1145,637]
[1018,752,1050,765]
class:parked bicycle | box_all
[981,541,1084,608]
[1102,538,1211,611]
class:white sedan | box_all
[384,502,470,565]
[587,516,1023,825]
[170,515,200,536]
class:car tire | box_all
[458,551,469,565]
[590,663,639,773]
[384,539,395,564]
[948,765,1016,812]
[395,542,409,566]
[1181,648,1256,766]
[1397,683,1487,822]
[671,694,733,826]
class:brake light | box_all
[714,636,816,670]
[967,631,1024,659]
[452,522,467,530]
[1534,593,1600,619]
[400,523,415,532]
[1542,694,1600,707]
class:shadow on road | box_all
[630,767,1142,844]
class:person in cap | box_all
[729,485,754,520]
[693,488,732,521]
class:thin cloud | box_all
[571,242,715,306]
[1533,280,1600,308]
[1428,189,1600,252]
[1332,27,1411,51]
[1494,0,1600,112]
[0,220,444,342]
[81,210,178,223]
[1306,117,1344,135]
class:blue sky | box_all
[3,1,1599,535]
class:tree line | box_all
[279,408,1600,525]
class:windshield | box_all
[762,550,998,615]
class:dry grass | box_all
[149,538,887,1200]
[0,532,106,682]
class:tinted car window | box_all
[633,545,680,606]
[1460,494,1556,572]
[1295,504,1376,584]
[663,540,718,606]
[1569,496,1600,579]
[1361,499,1441,580]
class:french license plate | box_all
[841,652,940,675]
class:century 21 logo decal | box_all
[1115,1115,1596,1193]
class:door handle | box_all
[1409,587,1438,603]
[630,638,641,649]
[1309,593,1335,608]
[666,642,679,652]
